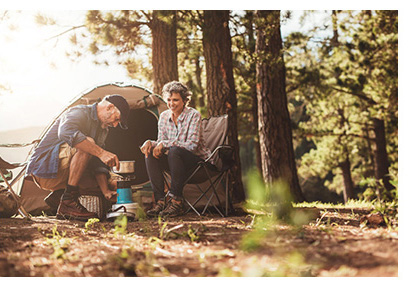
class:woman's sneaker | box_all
[146,200,165,217]
[159,199,184,218]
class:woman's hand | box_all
[153,142,164,159]
[140,140,152,158]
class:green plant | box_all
[360,174,398,204]
[84,218,100,233]
[240,213,274,252]
[365,175,398,229]
[186,225,200,242]
[158,216,169,239]
[244,170,311,226]
[45,225,70,259]
[113,215,128,236]
[217,251,315,277]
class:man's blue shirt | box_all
[26,103,108,178]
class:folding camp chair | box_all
[0,156,31,218]
[163,114,235,217]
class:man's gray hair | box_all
[162,81,192,104]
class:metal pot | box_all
[112,160,135,174]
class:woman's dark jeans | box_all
[145,146,203,202]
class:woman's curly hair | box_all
[162,81,192,105]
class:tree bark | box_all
[339,155,355,202]
[331,10,340,47]
[255,10,304,202]
[244,10,262,175]
[373,118,393,200]
[151,10,179,94]
[195,58,205,108]
[202,10,245,201]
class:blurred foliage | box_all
[244,170,312,226]
[237,171,316,276]
[285,11,398,202]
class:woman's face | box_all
[167,92,185,114]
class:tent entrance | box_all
[105,108,158,186]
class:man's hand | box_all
[74,137,119,169]
[102,189,117,202]
[99,150,119,169]
[153,142,164,159]
[140,140,153,158]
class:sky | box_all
[0,10,135,133]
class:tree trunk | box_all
[202,10,245,201]
[151,10,179,94]
[255,10,304,202]
[339,155,355,203]
[373,118,393,200]
[331,10,340,47]
[244,10,262,175]
[195,58,205,108]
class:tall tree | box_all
[150,10,178,94]
[202,10,245,201]
[232,10,263,175]
[255,10,304,202]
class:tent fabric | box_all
[18,82,227,215]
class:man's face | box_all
[102,105,121,129]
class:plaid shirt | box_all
[152,107,211,160]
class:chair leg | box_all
[163,172,201,216]
[198,168,225,217]
[184,198,201,216]
[225,171,229,216]
[201,189,224,217]
[162,167,227,217]
[0,169,30,219]
[188,175,220,209]
[202,166,226,217]
[187,172,224,216]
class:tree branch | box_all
[294,130,374,141]
[331,86,377,105]
[44,25,85,42]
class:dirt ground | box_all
[0,207,397,277]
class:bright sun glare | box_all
[0,10,132,133]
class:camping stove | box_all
[106,173,138,221]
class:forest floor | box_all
[0,206,398,277]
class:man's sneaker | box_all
[159,199,184,218]
[146,200,165,217]
[56,198,98,221]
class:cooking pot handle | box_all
[112,205,127,213]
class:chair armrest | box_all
[205,145,233,163]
